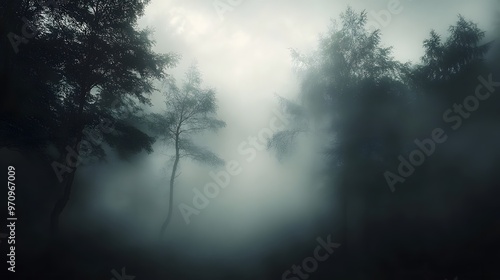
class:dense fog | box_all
[1,0,500,279]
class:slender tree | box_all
[149,65,225,237]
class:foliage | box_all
[148,65,225,235]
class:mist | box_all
[1,0,500,279]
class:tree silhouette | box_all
[271,7,498,277]
[416,16,488,83]
[1,0,178,235]
[148,65,225,237]
[1,0,63,153]
[46,0,179,235]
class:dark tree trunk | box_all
[49,89,87,237]
[49,163,77,237]
[159,128,181,237]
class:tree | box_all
[271,7,410,170]
[149,65,225,237]
[47,0,179,235]
[269,8,414,277]
[415,16,489,84]
[0,0,178,235]
[0,0,62,153]
[270,8,498,277]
